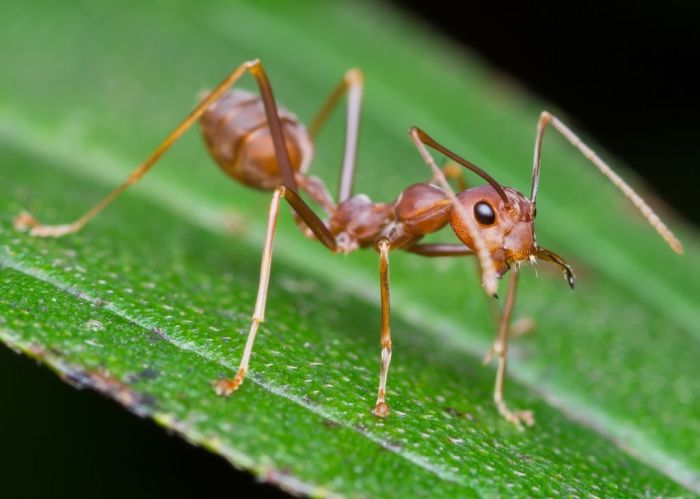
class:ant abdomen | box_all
[200,90,313,190]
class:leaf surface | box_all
[1,0,699,496]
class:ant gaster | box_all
[15,60,683,429]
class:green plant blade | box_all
[1,0,699,496]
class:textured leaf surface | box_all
[1,0,699,496]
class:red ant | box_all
[15,60,683,429]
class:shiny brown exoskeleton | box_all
[15,60,683,430]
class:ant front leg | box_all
[406,243,535,346]
[214,186,337,395]
[408,127,500,296]
[485,270,534,430]
[404,242,534,427]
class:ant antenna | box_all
[413,128,510,206]
[531,112,683,254]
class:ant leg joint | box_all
[345,68,364,85]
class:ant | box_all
[15,60,683,429]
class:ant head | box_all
[409,127,576,287]
[449,185,575,288]
[450,186,536,275]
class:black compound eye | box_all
[473,201,496,225]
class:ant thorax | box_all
[328,194,394,253]
[327,183,455,253]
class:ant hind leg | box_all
[14,59,310,239]
[214,186,337,395]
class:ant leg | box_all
[214,187,285,395]
[441,161,468,191]
[482,308,535,364]
[215,59,342,395]
[15,59,300,237]
[408,127,499,297]
[373,239,393,417]
[308,69,364,203]
[529,111,682,254]
[486,270,534,430]
[405,243,474,257]
[405,243,534,351]
[215,185,336,395]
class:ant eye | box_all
[533,207,537,218]
[474,201,496,225]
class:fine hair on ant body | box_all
[15,59,683,430]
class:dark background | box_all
[2,2,698,498]
[393,0,700,226]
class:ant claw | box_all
[372,401,391,418]
[14,211,78,238]
[497,401,535,431]
[14,211,37,232]
[214,369,246,396]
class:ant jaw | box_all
[534,246,576,289]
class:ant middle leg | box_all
[289,68,364,222]
[307,69,364,203]
[372,239,393,417]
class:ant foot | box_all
[214,368,246,396]
[372,401,391,417]
[14,211,38,232]
[15,212,77,238]
[497,401,535,430]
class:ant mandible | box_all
[15,60,683,430]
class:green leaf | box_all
[1,0,699,496]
